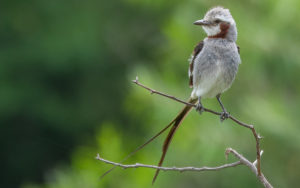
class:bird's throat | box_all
[208,22,230,39]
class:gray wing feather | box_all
[189,41,204,88]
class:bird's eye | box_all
[214,19,222,24]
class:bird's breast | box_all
[191,40,240,98]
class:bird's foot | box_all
[196,103,204,114]
[220,111,230,122]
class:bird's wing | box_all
[189,41,204,88]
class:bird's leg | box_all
[216,94,230,121]
[196,96,204,114]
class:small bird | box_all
[100,6,241,184]
[152,6,241,183]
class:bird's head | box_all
[194,7,237,41]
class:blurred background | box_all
[1,0,300,187]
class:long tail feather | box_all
[152,98,198,184]
[100,110,178,179]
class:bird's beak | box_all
[193,19,212,26]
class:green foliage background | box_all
[1,0,300,187]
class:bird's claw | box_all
[196,103,204,114]
[220,111,230,122]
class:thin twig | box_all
[132,76,261,175]
[96,153,242,172]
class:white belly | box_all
[191,65,230,99]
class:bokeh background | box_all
[1,0,300,187]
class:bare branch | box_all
[132,76,198,108]
[226,148,258,175]
[132,77,262,175]
[96,153,242,172]
[226,148,272,188]
[96,148,272,188]
[132,76,220,116]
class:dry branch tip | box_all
[96,153,101,160]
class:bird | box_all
[100,6,241,184]
[152,6,241,184]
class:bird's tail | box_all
[100,99,196,179]
[152,98,198,184]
